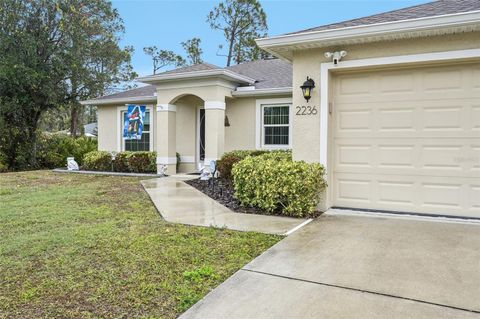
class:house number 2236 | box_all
[296,105,318,116]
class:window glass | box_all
[123,110,150,151]
[263,105,290,146]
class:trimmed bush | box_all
[82,151,112,171]
[232,154,326,217]
[217,150,269,180]
[128,152,156,173]
[36,133,98,168]
[113,151,132,172]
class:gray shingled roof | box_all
[156,62,221,75]
[97,84,156,100]
[226,59,291,89]
[93,59,292,102]
[289,0,480,35]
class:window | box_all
[262,105,290,146]
[122,110,151,151]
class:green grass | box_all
[0,171,281,318]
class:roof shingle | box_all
[289,0,480,35]
[97,85,156,101]
[92,59,292,102]
[226,59,292,89]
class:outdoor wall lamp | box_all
[224,115,230,127]
[300,77,315,102]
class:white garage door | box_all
[332,62,480,217]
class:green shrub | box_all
[113,152,132,172]
[232,155,326,217]
[217,150,269,180]
[82,151,112,171]
[36,133,98,168]
[127,152,156,173]
[0,153,7,172]
[257,150,292,162]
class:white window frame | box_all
[255,97,293,150]
[116,105,154,152]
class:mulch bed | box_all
[185,178,322,218]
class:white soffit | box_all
[256,11,480,61]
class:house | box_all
[82,0,480,218]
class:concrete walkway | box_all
[180,210,480,318]
[141,176,309,235]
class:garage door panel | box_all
[332,63,480,217]
[334,138,478,178]
[473,105,480,131]
[335,66,480,105]
[333,173,479,216]
[334,99,478,138]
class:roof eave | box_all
[232,87,292,97]
[137,69,256,85]
[80,95,157,106]
[256,10,480,61]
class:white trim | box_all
[257,10,480,60]
[156,104,176,112]
[319,48,480,208]
[81,95,156,106]
[179,156,195,164]
[156,157,177,165]
[325,48,480,70]
[255,97,293,150]
[233,87,293,97]
[204,101,226,110]
[117,105,154,153]
[137,69,256,85]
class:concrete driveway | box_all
[180,210,480,318]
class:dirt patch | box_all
[185,178,321,218]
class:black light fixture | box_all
[224,115,230,127]
[300,77,315,102]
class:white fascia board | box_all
[256,11,480,59]
[80,95,157,106]
[137,69,256,85]
[232,87,293,97]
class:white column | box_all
[156,103,176,175]
[204,101,225,171]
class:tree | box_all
[0,0,135,170]
[60,1,136,137]
[143,46,186,74]
[207,0,268,66]
[181,38,203,65]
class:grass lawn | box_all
[0,171,281,318]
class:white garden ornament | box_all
[157,164,167,176]
[67,157,79,171]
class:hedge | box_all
[127,152,156,173]
[82,151,112,171]
[217,150,270,180]
[83,151,159,173]
[36,133,98,168]
[232,152,326,217]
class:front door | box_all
[199,108,205,162]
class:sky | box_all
[111,0,432,77]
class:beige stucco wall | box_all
[175,95,201,172]
[224,97,256,151]
[224,95,293,152]
[97,105,118,152]
[291,31,480,163]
